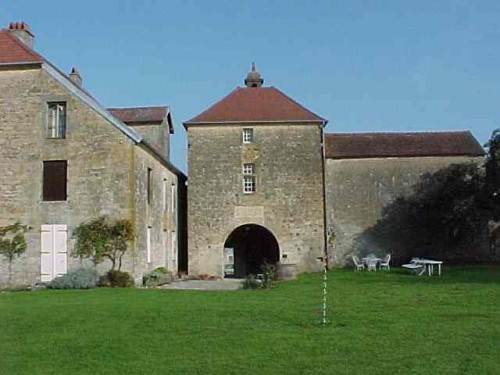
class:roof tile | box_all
[108,106,173,133]
[0,29,43,64]
[184,87,326,125]
[325,131,485,159]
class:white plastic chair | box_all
[379,254,391,271]
[366,258,378,271]
[352,255,365,271]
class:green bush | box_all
[49,268,99,289]
[260,262,276,289]
[241,274,261,289]
[153,267,168,274]
[142,268,172,287]
[99,270,134,288]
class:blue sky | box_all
[2,0,499,172]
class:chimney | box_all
[8,21,34,49]
[69,68,83,87]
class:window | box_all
[47,102,66,138]
[163,178,168,211]
[147,168,152,205]
[243,128,254,143]
[146,226,152,263]
[243,163,256,193]
[171,184,176,213]
[243,163,255,175]
[43,161,67,201]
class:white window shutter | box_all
[54,225,67,277]
[40,226,54,282]
[40,225,68,282]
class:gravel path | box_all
[160,279,242,290]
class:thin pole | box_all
[321,258,327,326]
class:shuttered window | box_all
[43,161,67,201]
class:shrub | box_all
[261,262,276,289]
[241,274,261,289]
[142,268,172,287]
[99,270,134,288]
[49,268,99,289]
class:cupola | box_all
[244,63,264,88]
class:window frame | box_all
[46,102,67,139]
[242,128,254,144]
[242,162,256,194]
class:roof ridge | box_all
[108,105,169,110]
[327,130,471,136]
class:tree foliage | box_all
[0,222,30,285]
[73,216,133,271]
[361,163,488,264]
[484,128,500,219]
[358,129,500,264]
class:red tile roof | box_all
[325,131,485,159]
[184,87,326,125]
[0,29,43,64]
[108,106,173,133]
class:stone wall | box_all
[129,122,170,161]
[325,155,484,266]
[133,145,180,277]
[0,66,179,287]
[187,123,325,277]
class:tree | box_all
[0,222,29,286]
[73,216,133,271]
[484,128,500,220]
[361,163,487,264]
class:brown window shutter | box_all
[43,161,67,201]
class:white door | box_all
[41,225,68,282]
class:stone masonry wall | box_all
[0,66,175,287]
[187,124,325,277]
[325,155,484,266]
[133,145,179,277]
[129,122,170,161]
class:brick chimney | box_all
[69,67,83,87]
[8,21,34,49]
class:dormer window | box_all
[47,102,66,139]
[243,128,254,144]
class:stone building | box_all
[184,65,327,278]
[185,66,485,276]
[0,22,186,287]
[1,22,487,285]
[324,132,485,266]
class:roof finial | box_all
[245,63,264,88]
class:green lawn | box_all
[1,266,499,375]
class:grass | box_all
[0,266,499,375]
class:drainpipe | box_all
[320,121,329,270]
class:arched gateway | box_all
[223,224,279,278]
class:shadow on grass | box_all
[326,265,500,285]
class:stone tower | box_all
[184,65,327,278]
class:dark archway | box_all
[223,224,279,278]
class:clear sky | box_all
[2,0,499,172]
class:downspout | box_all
[320,122,329,269]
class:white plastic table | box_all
[412,259,443,276]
